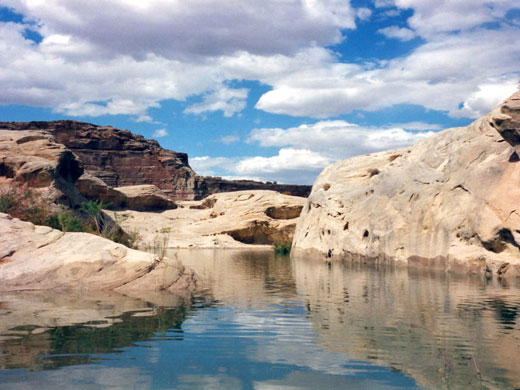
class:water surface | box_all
[0,249,519,389]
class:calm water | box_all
[0,250,519,390]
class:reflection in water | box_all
[0,291,199,371]
[0,249,519,390]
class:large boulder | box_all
[111,190,306,249]
[75,173,127,207]
[292,91,520,278]
[0,213,200,292]
[115,185,177,211]
[0,129,82,187]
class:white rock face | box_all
[111,190,306,249]
[0,213,200,292]
[293,92,520,277]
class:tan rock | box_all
[75,173,126,207]
[0,213,200,292]
[293,91,520,278]
[115,184,177,211]
[110,190,306,249]
[0,129,82,186]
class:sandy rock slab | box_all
[293,91,520,278]
[0,213,200,292]
[110,190,306,249]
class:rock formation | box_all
[0,120,311,200]
[110,190,306,249]
[0,213,200,292]
[292,91,520,278]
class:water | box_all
[0,249,519,389]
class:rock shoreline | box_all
[0,213,200,293]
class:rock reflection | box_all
[291,256,520,390]
[0,290,198,371]
[173,249,298,305]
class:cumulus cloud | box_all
[248,120,434,160]
[452,80,519,118]
[152,128,168,138]
[255,27,520,118]
[0,0,518,122]
[378,26,416,41]
[2,0,359,63]
[189,156,237,177]
[392,0,514,38]
[191,120,436,184]
[184,87,248,117]
[234,148,332,184]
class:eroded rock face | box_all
[111,190,306,249]
[293,91,520,278]
[0,121,311,200]
[115,185,177,211]
[0,129,82,187]
[0,213,200,292]
[75,173,127,206]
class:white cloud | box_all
[393,0,514,38]
[234,148,332,184]
[378,26,416,41]
[255,27,520,118]
[184,87,248,117]
[355,7,372,21]
[0,0,518,124]
[3,0,357,59]
[248,120,434,159]
[452,80,519,118]
[189,156,237,177]
[220,135,240,144]
[192,120,436,184]
[389,122,443,131]
[152,128,168,138]
[374,0,395,7]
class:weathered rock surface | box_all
[293,91,520,278]
[115,185,177,211]
[0,213,200,292]
[0,128,87,209]
[0,120,311,200]
[111,190,306,249]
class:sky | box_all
[0,0,519,185]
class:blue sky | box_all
[0,1,519,184]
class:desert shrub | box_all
[146,227,171,261]
[1,182,134,247]
[0,182,53,226]
[274,241,292,256]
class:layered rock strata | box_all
[293,91,520,277]
[0,121,311,200]
[0,213,199,292]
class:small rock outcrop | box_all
[0,213,199,292]
[293,91,520,278]
[0,121,311,200]
[115,185,177,211]
[111,190,306,249]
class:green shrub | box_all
[274,241,292,256]
[1,182,134,247]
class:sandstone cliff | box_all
[292,91,520,278]
[0,120,311,200]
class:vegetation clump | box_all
[146,227,171,261]
[274,241,292,256]
[0,181,135,247]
